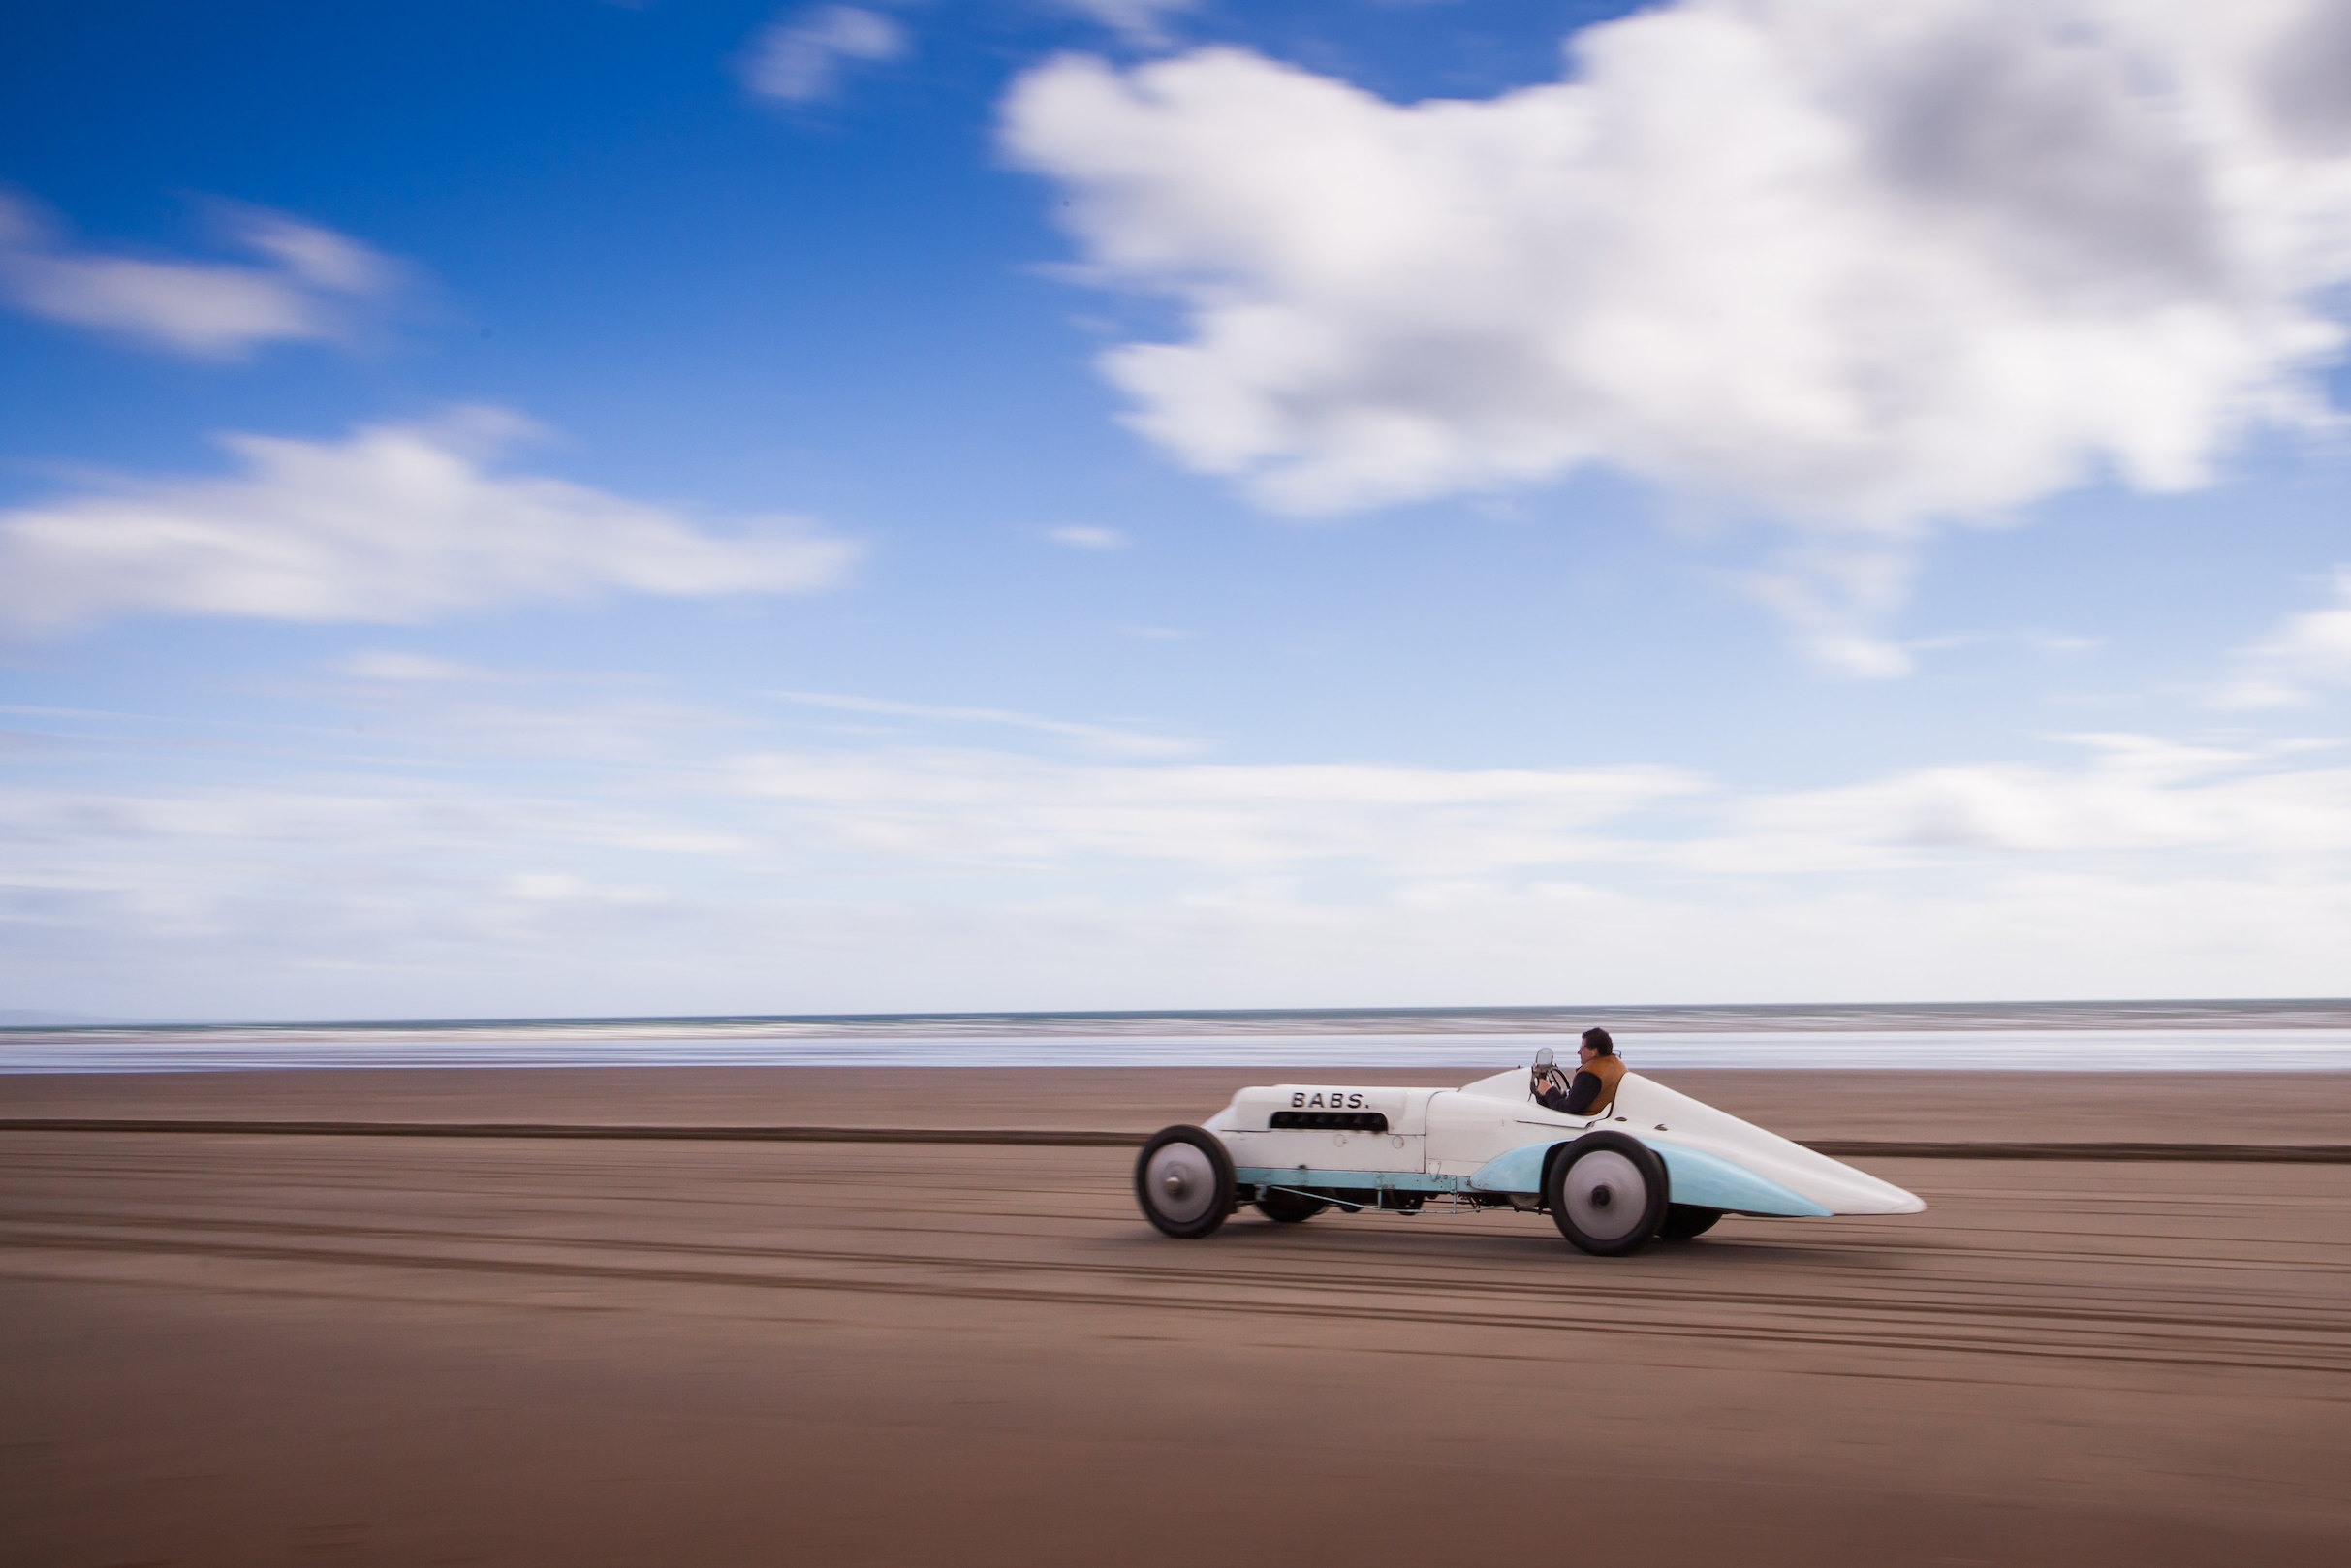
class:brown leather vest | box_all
[1578,1053,1626,1115]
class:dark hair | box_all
[1580,1027,1614,1056]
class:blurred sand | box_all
[5,1067,2349,1566]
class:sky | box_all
[3,0,2349,1021]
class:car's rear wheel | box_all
[1255,1188,1328,1224]
[1545,1132,1669,1256]
[1135,1125,1236,1239]
[1657,1203,1722,1240]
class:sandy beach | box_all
[6,1066,2350,1566]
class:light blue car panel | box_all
[1462,1139,1554,1196]
[1464,1137,1831,1217]
[1645,1140,1830,1217]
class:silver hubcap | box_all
[1564,1150,1647,1241]
[1144,1143,1217,1224]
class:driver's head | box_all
[1580,1026,1614,1059]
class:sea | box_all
[5,1000,2351,1073]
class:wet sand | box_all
[5,1068,2350,1566]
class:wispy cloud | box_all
[1046,0,1196,48]
[2208,567,2351,708]
[318,654,749,765]
[1047,524,1130,549]
[1905,629,2105,658]
[738,6,909,104]
[769,690,1199,758]
[732,749,1701,871]
[0,408,861,635]
[1688,735,2351,874]
[0,192,406,358]
[336,651,508,685]
[716,735,2351,880]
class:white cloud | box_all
[1047,523,1130,549]
[769,690,1199,757]
[1002,1,2351,666]
[738,6,909,103]
[0,409,861,635]
[9,724,2351,1015]
[0,193,404,358]
[2210,567,2351,707]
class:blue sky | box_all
[4,0,2349,1020]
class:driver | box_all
[1535,1028,1625,1117]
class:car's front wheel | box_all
[1135,1125,1236,1239]
[1545,1132,1670,1256]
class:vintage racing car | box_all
[1134,1050,1924,1254]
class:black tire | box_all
[1255,1187,1329,1224]
[1657,1204,1722,1240]
[1544,1131,1670,1256]
[1135,1125,1236,1239]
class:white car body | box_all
[1202,1066,1925,1219]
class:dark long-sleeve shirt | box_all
[1535,1069,1607,1115]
